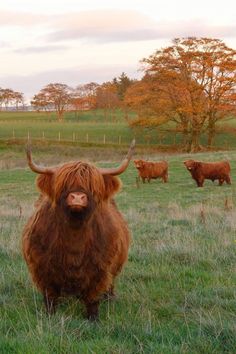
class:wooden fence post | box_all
[58,132,61,141]
[103,134,106,144]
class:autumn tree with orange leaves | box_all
[31,83,72,121]
[96,82,120,120]
[0,88,24,110]
[72,82,99,113]
[125,37,236,151]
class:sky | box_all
[1,0,236,101]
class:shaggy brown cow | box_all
[22,141,135,320]
[133,159,168,183]
[184,159,231,187]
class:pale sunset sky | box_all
[1,0,236,101]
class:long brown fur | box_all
[133,159,168,183]
[22,161,131,320]
[184,159,231,187]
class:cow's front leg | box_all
[225,176,231,185]
[162,174,168,183]
[84,299,100,321]
[219,179,224,186]
[196,178,204,187]
[43,289,59,315]
[103,284,116,300]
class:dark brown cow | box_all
[22,140,135,321]
[133,159,168,183]
[184,159,231,187]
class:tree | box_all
[31,92,52,113]
[112,72,136,120]
[96,82,120,120]
[192,38,236,146]
[130,37,236,151]
[31,83,72,121]
[0,88,24,110]
[112,72,134,101]
[0,88,4,109]
[1,88,15,109]
[13,91,24,110]
[72,82,99,113]
[124,73,206,149]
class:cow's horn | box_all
[26,144,54,174]
[99,139,135,176]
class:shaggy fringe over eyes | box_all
[54,162,105,202]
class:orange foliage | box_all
[125,37,236,151]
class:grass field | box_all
[1,110,236,148]
[0,144,236,353]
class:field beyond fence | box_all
[1,110,236,149]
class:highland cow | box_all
[133,159,168,183]
[22,141,135,320]
[184,159,231,187]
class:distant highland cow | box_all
[22,141,135,320]
[134,159,168,183]
[184,159,231,187]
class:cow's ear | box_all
[102,175,121,199]
[36,173,54,199]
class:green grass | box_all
[1,110,236,148]
[0,109,132,123]
[0,120,132,144]
[0,146,236,353]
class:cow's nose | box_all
[67,192,88,206]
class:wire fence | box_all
[0,128,233,150]
[2,129,131,146]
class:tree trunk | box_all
[57,110,64,122]
[179,119,189,150]
[103,108,107,120]
[181,127,189,148]
[207,121,216,147]
[187,129,201,152]
[123,108,129,121]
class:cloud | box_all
[48,28,161,43]
[1,9,236,44]
[47,10,158,43]
[0,10,48,27]
[0,40,10,48]
[0,64,141,100]
[46,11,236,43]
[169,21,236,39]
[14,45,67,54]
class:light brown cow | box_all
[22,140,135,321]
[184,159,231,187]
[134,159,168,183]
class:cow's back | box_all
[152,161,168,176]
[200,161,230,178]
